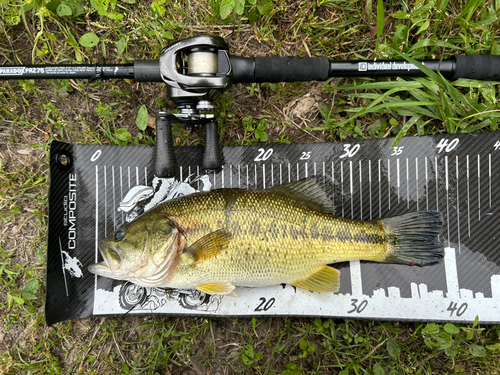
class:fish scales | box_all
[155,189,389,289]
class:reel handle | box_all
[154,114,178,178]
[202,120,223,172]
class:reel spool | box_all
[186,47,219,76]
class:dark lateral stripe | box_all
[352,231,386,245]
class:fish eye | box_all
[114,229,125,241]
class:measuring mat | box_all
[46,132,500,325]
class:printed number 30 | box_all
[340,144,360,158]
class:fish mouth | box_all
[88,243,112,277]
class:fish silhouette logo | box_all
[61,251,83,278]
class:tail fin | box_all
[381,211,444,266]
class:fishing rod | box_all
[2,35,500,176]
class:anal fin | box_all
[197,282,236,295]
[291,265,340,293]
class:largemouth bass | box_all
[89,177,444,295]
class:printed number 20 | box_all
[254,297,275,311]
[255,148,273,161]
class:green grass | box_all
[1,0,500,374]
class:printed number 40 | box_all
[436,138,459,153]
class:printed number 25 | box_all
[300,151,311,160]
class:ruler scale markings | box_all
[262,164,265,189]
[120,166,124,223]
[238,165,241,188]
[95,168,99,258]
[230,165,233,188]
[288,163,291,183]
[397,158,400,203]
[332,162,335,212]
[297,163,300,181]
[246,165,249,189]
[341,161,345,217]
[406,158,409,209]
[179,166,182,183]
[136,166,139,186]
[467,155,470,237]
[322,161,325,180]
[314,162,317,178]
[435,156,438,211]
[489,154,492,208]
[388,159,391,210]
[416,158,419,211]
[305,162,308,178]
[221,165,224,188]
[369,160,372,220]
[112,166,116,231]
[425,157,429,210]
[95,165,99,290]
[271,164,274,187]
[104,166,107,238]
[456,155,461,253]
[254,164,257,188]
[359,160,363,220]
[378,159,381,218]
[445,156,450,247]
[197,166,200,190]
[478,154,481,221]
[350,160,353,219]
[280,164,282,185]
[128,166,131,191]
[144,167,147,185]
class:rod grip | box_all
[231,56,330,83]
[451,55,500,80]
[134,60,163,82]
[154,116,177,178]
[202,121,222,172]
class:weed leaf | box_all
[136,105,149,131]
[220,0,235,19]
[79,33,99,48]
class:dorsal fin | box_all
[270,176,335,214]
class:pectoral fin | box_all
[197,282,236,296]
[291,265,340,293]
[184,229,232,265]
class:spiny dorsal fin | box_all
[270,176,335,214]
[184,229,232,265]
[197,282,236,295]
[291,265,340,293]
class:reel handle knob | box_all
[202,120,222,172]
[154,114,177,178]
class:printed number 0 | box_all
[340,144,360,158]
[254,297,275,311]
[90,150,102,162]
[255,148,274,161]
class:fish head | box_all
[88,213,183,286]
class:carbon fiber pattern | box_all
[46,133,500,324]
